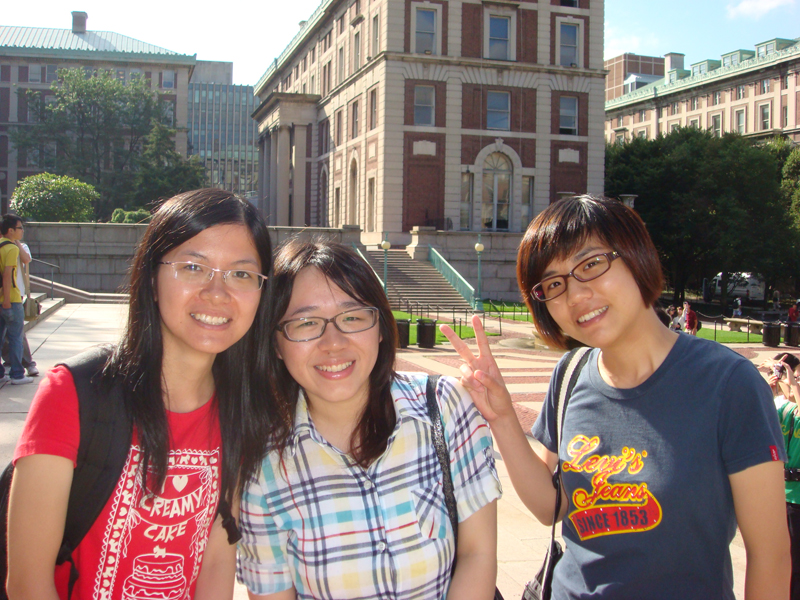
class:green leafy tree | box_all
[10,68,167,219]
[10,173,97,222]
[129,120,206,208]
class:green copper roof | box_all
[0,26,195,63]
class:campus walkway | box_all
[0,305,772,599]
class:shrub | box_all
[10,173,97,222]
[110,207,150,224]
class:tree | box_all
[10,173,97,222]
[129,120,206,208]
[606,127,795,310]
[9,68,196,219]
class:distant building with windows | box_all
[605,37,800,145]
[0,11,195,212]
[188,61,258,198]
[604,53,664,102]
[252,0,606,245]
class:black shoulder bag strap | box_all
[425,375,505,600]
[55,346,132,598]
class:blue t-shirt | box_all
[531,334,785,599]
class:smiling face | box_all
[156,223,263,362]
[543,236,649,350]
[275,266,381,416]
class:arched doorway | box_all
[348,159,359,225]
[482,152,511,231]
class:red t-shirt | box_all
[14,366,222,600]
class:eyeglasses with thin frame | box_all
[277,307,379,342]
[531,252,620,302]
[158,261,267,292]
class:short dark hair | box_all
[1,214,22,235]
[267,238,398,468]
[773,353,800,372]
[517,195,663,350]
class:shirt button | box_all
[364,479,373,489]
[377,541,387,552]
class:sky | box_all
[1,0,798,86]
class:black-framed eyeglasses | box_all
[531,252,620,302]
[158,261,267,292]
[277,307,379,342]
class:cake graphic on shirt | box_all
[121,553,186,600]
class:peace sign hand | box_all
[439,314,515,423]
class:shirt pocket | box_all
[411,480,450,540]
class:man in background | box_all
[0,215,33,385]
[1,218,38,376]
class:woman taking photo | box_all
[442,195,789,599]
[238,239,501,600]
[7,189,275,599]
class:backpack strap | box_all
[55,346,132,597]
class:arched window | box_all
[482,152,511,231]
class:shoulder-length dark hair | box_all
[267,238,398,468]
[104,188,276,506]
[517,194,663,350]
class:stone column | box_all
[293,124,308,226]
[275,126,291,226]
[269,129,279,225]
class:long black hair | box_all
[267,238,398,468]
[103,188,276,508]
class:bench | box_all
[724,318,765,335]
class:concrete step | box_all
[30,275,127,304]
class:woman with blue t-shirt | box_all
[237,240,501,600]
[442,195,789,599]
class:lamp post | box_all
[474,235,484,312]
[380,234,391,295]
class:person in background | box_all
[0,214,33,385]
[683,301,698,336]
[1,219,38,376]
[789,301,800,323]
[733,297,744,319]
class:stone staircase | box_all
[364,249,474,311]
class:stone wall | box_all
[23,223,362,293]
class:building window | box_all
[162,70,175,89]
[782,75,790,90]
[311,48,316,63]
[488,16,510,60]
[415,8,436,54]
[783,105,789,128]
[482,152,511,231]
[353,32,361,70]
[560,96,578,135]
[414,85,435,126]
[723,55,732,67]
[367,178,376,232]
[28,65,41,83]
[310,75,315,94]
[351,101,359,138]
[691,97,699,110]
[639,109,646,122]
[45,64,58,83]
[670,123,679,133]
[616,134,625,144]
[487,91,510,130]
[461,173,473,230]
[338,47,345,83]
[736,85,746,100]
[671,102,679,115]
[334,188,341,227]
[637,129,647,139]
[761,78,771,94]
[711,91,721,106]
[559,22,579,67]
[760,104,770,130]
[561,0,578,6]
[521,176,534,228]
[689,119,699,129]
[369,89,378,129]
[735,109,745,134]
[335,110,343,145]
[320,119,330,154]
[616,116,622,127]
[338,16,345,35]
[669,72,677,83]
[711,114,721,137]
[372,14,379,56]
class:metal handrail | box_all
[351,244,384,288]
[427,246,476,309]
[31,258,60,299]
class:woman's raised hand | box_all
[439,314,514,422]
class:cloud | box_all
[726,0,796,19]
[604,24,650,61]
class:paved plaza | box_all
[0,305,780,599]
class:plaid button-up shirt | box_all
[237,373,501,600]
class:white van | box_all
[711,272,765,302]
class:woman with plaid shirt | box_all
[237,240,501,600]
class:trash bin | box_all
[396,319,410,349]
[416,318,437,349]
[786,322,800,347]
[762,322,781,347]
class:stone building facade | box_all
[605,38,800,145]
[253,0,606,246]
[0,12,195,211]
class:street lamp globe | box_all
[380,240,391,251]
[474,242,484,253]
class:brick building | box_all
[253,0,606,246]
[604,53,664,102]
[0,12,195,212]
[605,38,800,145]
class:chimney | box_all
[72,11,88,34]
[664,52,684,73]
